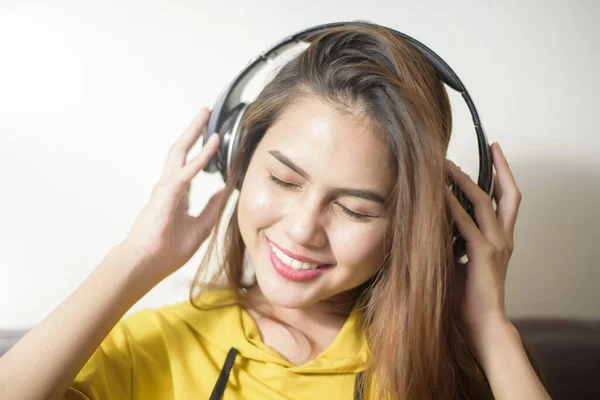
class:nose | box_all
[282,192,328,249]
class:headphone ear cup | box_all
[448,177,476,261]
[211,103,248,183]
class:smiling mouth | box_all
[268,242,332,270]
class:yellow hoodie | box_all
[66,289,369,399]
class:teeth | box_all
[270,243,319,270]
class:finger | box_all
[177,133,220,183]
[446,160,504,248]
[491,142,522,239]
[179,182,191,213]
[194,188,226,241]
[162,107,211,179]
[445,186,486,246]
[493,169,501,218]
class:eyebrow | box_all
[268,150,387,204]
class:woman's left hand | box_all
[445,142,522,355]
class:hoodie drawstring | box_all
[354,371,364,400]
[209,347,239,400]
[209,347,364,399]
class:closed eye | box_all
[336,203,371,221]
[268,174,297,189]
[267,174,372,221]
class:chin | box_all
[253,267,325,309]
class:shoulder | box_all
[120,288,242,343]
[69,289,242,398]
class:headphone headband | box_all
[202,20,494,260]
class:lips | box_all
[270,243,319,270]
[267,238,330,266]
[266,238,333,282]
[269,244,331,282]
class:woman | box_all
[0,23,550,399]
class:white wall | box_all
[1,0,598,330]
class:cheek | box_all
[238,175,279,230]
[242,184,272,213]
[329,225,387,270]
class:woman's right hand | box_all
[121,107,225,283]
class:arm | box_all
[446,144,551,399]
[0,243,156,400]
[0,108,223,400]
[473,319,551,400]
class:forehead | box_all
[258,96,395,193]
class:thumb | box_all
[193,189,227,241]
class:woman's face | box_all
[237,96,396,309]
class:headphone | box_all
[202,20,494,261]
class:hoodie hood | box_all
[169,288,369,375]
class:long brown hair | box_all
[189,21,539,399]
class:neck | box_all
[245,285,360,330]
[243,285,362,364]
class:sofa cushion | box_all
[513,319,600,400]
